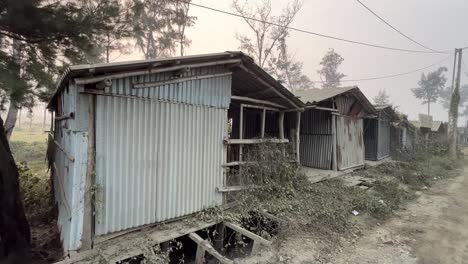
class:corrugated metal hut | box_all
[46,52,303,253]
[390,115,415,150]
[364,105,399,161]
[410,114,433,140]
[430,121,448,141]
[294,87,376,171]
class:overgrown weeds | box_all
[220,140,462,246]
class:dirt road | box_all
[330,160,468,264]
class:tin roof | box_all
[431,121,443,132]
[47,51,304,109]
[418,114,433,128]
[374,105,400,121]
[293,86,376,114]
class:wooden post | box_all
[296,112,301,162]
[239,105,244,185]
[261,109,266,138]
[195,245,206,264]
[214,223,226,252]
[279,112,284,139]
[81,94,96,250]
[332,114,337,171]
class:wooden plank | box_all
[74,59,242,85]
[188,233,233,264]
[51,134,75,162]
[231,95,287,109]
[216,185,259,193]
[225,138,289,145]
[305,105,339,112]
[332,114,338,171]
[241,103,280,112]
[222,161,249,167]
[55,112,75,121]
[81,95,96,250]
[224,222,272,246]
[133,72,232,88]
[195,244,205,264]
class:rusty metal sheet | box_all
[336,116,364,170]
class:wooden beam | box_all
[225,138,289,145]
[133,72,232,88]
[241,103,280,112]
[305,105,339,112]
[237,64,301,108]
[188,233,233,264]
[296,112,301,162]
[50,134,75,162]
[216,185,259,193]
[231,95,287,109]
[224,222,272,254]
[74,59,242,85]
[81,94,96,250]
[332,115,338,171]
[55,112,75,121]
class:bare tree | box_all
[374,89,391,105]
[175,0,196,56]
[232,0,302,68]
[267,38,313,90]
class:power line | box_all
[185,1,448,54]
[355,0,450,54]
[313,54,452,83]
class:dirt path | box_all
[330,159,468,264]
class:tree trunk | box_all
[4,105,19,140]
[0,116,31,263]
[427,102,430,116]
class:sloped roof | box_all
[418,114,433,128]
[47,51,304,110]
[431,121,443,132]
[374,105,400,121]
[293,86,376,114]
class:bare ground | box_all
[239,158,468,264]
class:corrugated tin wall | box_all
[95,96,227,235]
[52,86,88,252]
[104,66,231,108]
[336,116,364,170]
[299,110,333,169]
[377,120,391,159]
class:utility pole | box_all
[448,48,463,158]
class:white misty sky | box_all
[118,0,468,124]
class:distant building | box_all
[363,105,399,161]
[294,87,376,171]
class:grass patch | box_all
[217,141,463,246]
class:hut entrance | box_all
[336,116,364,170]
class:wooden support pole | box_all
[279,112,285,139]
[332,114,338,171]
[296,112,301,163]
[55,112,75,121]
[261,109,266,138]
[223,222,272,254]
[81,94,96,250]
[214,223,226,252]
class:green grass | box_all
[10,130,48,179]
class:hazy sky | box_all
[120,0,468,123]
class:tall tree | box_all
[411,67,447,115]
[267,37,313,90]
[232,0,302,68]
[317,49,345,89]
[175,0,196,56]
[0,0,124,139]
[131,0,196,59]
[374,89,391,105]
[0,115,31,263]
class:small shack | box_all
[410,114,433,140]
[430,121,448,141]
[46,51,303,254]
[390,115,415,150]
[294,87,376,171]
[364,105,399,161]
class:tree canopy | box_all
[317,49,345,89]
[411,67,447,115]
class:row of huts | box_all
[45,52,432,255]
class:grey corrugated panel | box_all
[294,87,356,104]
[336,116,364,170]
[300,134,333,169]
[301,110,332,134]
[377,120,391,160]
[95,96,225,235]
[104,66,232,109]
[335,96,356,115]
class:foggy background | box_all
[4,0,468,127]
